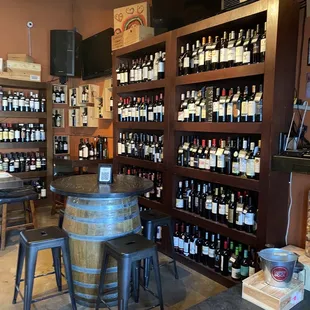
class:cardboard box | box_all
[113,1,150,34]
[0,58,3,72]
[242,271,304,310]
[5,60,41,72]
[112,26,154,51]
[0,71,41,82]
[282,245,310,291]
[7,54,34,63]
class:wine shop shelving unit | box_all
[112,0,299,287]
[0,78,53,197]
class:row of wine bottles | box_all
[118,94,164,122]
[0,152,47,173]
[54,136,69,154]
[0,89,46,112]
[119,166,163,202]
[78,136,109,160]
[0,123,46,143]
[178,84,263,123]
[176,179,257,234]
[117,132,164,163]
[179,23,266,76]
[24,179,47,200]
[117,51,166,86]
[173,222,256,280]
[177,136,260,180]
[52,85,66,104]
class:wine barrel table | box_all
[50,174,153,307]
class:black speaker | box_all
[50,30,82,77]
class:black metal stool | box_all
[58,208,65,229]
[95,234,164,310]
[140,210,179,288]
[12,226,77,310]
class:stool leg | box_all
[168,221,179,280]
[132,260,140,303]
[12,242,26,304]
[118,258,131,310]
[61,239,77,310]
[24,247,38,310]
[52,247,62,291]
[151,249,164,310]
[1,204,7,250]
[143,222,155,289]
[23,201,30,224]
[96,248,109,310]
[58,211,64,229]
[29,200,37,229]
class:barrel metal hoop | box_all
[72,265,117,274]
[64,225,142,241]
[64,210,140,224]
[73,280,117,289]
[75,291,118,301]
[68,197,138,211]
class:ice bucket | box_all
[258,248,298,288]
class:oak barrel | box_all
[63,195,141,307]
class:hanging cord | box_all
[285,172,293,245]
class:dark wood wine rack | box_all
[112,0,299,286]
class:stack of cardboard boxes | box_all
[0,54,41,82]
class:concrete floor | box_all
[0,207,225,310]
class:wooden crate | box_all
[7,54,34,63]
[242,271,304,310]
[112,26,154,51]
[78,84,99,106]
[0,70,41,82]
[113,1,150,34]
[5,60,41,72]
[68,87,79,107]
[68,107,81,127]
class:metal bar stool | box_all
[12,226,77,310]
[95,234,164,310]
[140,209,179,288]
[0,186,38,250]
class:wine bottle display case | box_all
[112,0,299,287]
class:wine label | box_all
[241,265,249,277]
[239,158,247,173]
[213,101,219,112]
[211,50,219,63]
[228,47,236,62]
[148,69,154,81]
[199,52,205,66]
[231,267,241,280]
[190,241,196,254]
[227,103,233,115]
[184,108,189,119]
[184,57,190,68]
[220,48,228,62]
[217,155,225,168]
[246,159,255,177]
[201,106,206,119]
[243,51,251,64]
[219,104,225,117]
[219,204,226,215]
[249,266,255,277]
[212,202,218,214]
[221,255,224,271]
[245,213,255,225]
[248,101,256,116]
[254,157,261,173]
[235,46,244,63]
[236,211,244,225]
[261,38,266,52]
[117,72,121,81]
[158,62,165,73]
[178,111,184,122]
[176,198,184,209]
[228,208,234,223]
[205,50,212,62]
[156,226,162,240]
[173,236,179,247]
[148,111,154,121]
[184,242,190,256]
[210,154,216,167]
[241,101,248,116]
[208,248,215,258]
[143,66,148,80]
[195,106,201,117]
[189,156,195,167]
[198,158,206,169]
[202,246,209,255]
[178,238,184,250]
[205,158,210,170]
[41,189,47,198]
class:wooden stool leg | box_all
[23,201,30,224]
[1,204,7,250]
[29,200,37,229]
[51,193,57,215]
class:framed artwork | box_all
[98,164,113,184]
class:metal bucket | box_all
[258,248,298,288]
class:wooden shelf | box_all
[0,78,46,90]
[114,32,169,57]
[175,253,239,288]
[0,142,46,149]
[173,166,260,192]
[13,170,47,179]
[116,122,164,130]
[272,155,310,174]
[175,63,264,86]
[138,197,166,213]
[0,111,47,118]
[115,80,166,94]
[172,208,257,246]
[174,122,262,134]
[115,156,165,171]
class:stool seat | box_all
[106,234,155,257]
[140,210,171,223]
[21,226,67,245]
[0,185,37,204]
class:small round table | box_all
[50,174,153,307]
